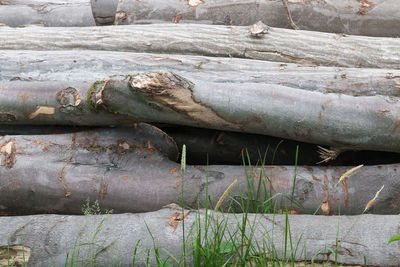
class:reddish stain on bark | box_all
[147,140,156,151]
[13,180,21,189]
[312,175,321,182]
[322,175,330,215]
[169,168,178,174]
[318,112,322,120]
[99,184,108,198]
[391,117,400,136]
[17,93,29,103]
[16,146,24,154]
[122,176,129,180]
[378,109,390,114]
[72,133,77,150]
[173,13,180,24]
[168,211,191,232]
[264,166,279,170]
[305,166,313,172]
[356,0,374,16]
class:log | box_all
[114,0,400,38]
[1,124,398,166]
[1,24,400,69]
[2,71,400,153]
[0,0,96,27]
[1,126,400,215]
[162,126,400,166]
[2,50,400,97]
[1,209,399,266]
[2,125,399,166]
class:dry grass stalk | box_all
[363,185,385,213]
[336,164,364,187]
[317,146,341,164]
[214,179,238,211]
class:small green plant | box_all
[388,234,400,245]
[82,199,113,216]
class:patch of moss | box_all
[86,80,106,112]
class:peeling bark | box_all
[1,209,400,266]
[1,24,400,69]
[114,0,400,37]
[0,126,400,215]
[2,71,400,153]
[0,0,96,27]
[2,50,400,97]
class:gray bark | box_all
[1,209,400,266]
[115,0,400,37]
[2,71,400,153]
[2,50,400,97]
[0,0,96,27]
[1,126,400,215]
[1,24,400,69]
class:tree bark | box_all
[1,24,400,69]
[114,0,400,38]
[0,0,96,27]
[1,126,400,215]
[2,50,400,97]
[1,209,399,266]
[2,71,400,153]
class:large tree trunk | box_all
[2,71,400,153]
[2,50,400,97]
[115,0,400,37]
[1,24,400,69]
[0,0,96,27]
[1,209,399,266]
[1,126,399,215]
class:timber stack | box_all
[1,0,400,266]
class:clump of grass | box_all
[58,143,363,266]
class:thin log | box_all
[1,209,399,266]
[2,71,400,153]
[114,0,400,37]
[1,126,400,215]
[0,0,96,27]
[162,126,400,166]
[2,50,400,97]
[1,24,400,69]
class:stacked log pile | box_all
[1,0,400,265]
